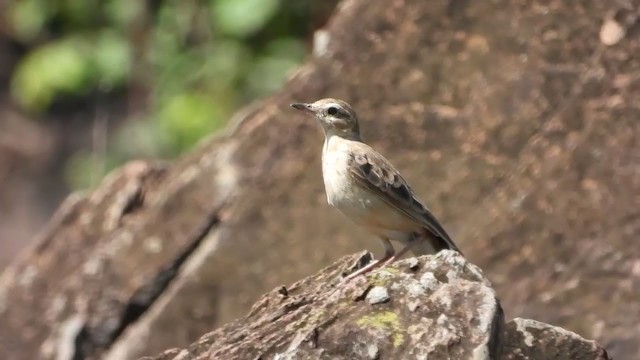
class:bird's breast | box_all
[322,147,392,224]
[320,137,422,242]
[321,148,354,207]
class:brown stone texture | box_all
[141,252,506,360]
[0,0,638,359]
[140,253,609,360]
[503,318,611,360]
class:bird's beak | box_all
[290,103,314,114]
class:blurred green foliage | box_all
[5,0,328,188]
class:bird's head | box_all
[290,98,361,140]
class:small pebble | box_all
[407,257,420,270]
[407,281,425,297]
[420,272,440,291]
[367,344,380,359]
[366,286,390,304]
[600,18,625,46]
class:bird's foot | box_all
[343,259,386,281]
[343,252,398,281]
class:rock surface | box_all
[1,0,639,359]
[140,252,609,360]
[503,318,611,360]
[144,251,505,360]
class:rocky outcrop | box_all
[140,252,608,360]
[503,318,610,360]
[1,0,639,359]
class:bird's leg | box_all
[344,238,394,280]
[382,234,420,266]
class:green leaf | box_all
[265,38,305,61]
[92,31,130,89]
[156,92,224,153]
[105,0,143,28]
[11,38,91,110]
[59,0,100,26]
[212,0,280,37]
[200,40,251,88]
[245,55,298,97]
[9,0,50,42]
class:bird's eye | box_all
[327,106,338,115]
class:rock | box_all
[599,18,625,46]
[141,252,611,360]
[406,257,420,271]
[144,251,505,360]
[366,286,390,305]
[1,0,639,359]
[503,318,611,360]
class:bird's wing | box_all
[347,143,460,252]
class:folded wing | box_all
[347,143,460,253]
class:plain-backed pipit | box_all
[291,98,462,279]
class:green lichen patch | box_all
[367,269,398,287]
[356,311,405,347]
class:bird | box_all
[290,98,462,279]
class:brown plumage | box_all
[291,98,461,279]
[347,144,461,253]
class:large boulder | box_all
[140,252,608,360]
[1,0,638,359]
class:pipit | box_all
[291,98,462,279]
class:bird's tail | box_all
[410,229,462,256]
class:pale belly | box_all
[322,148,417,242]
